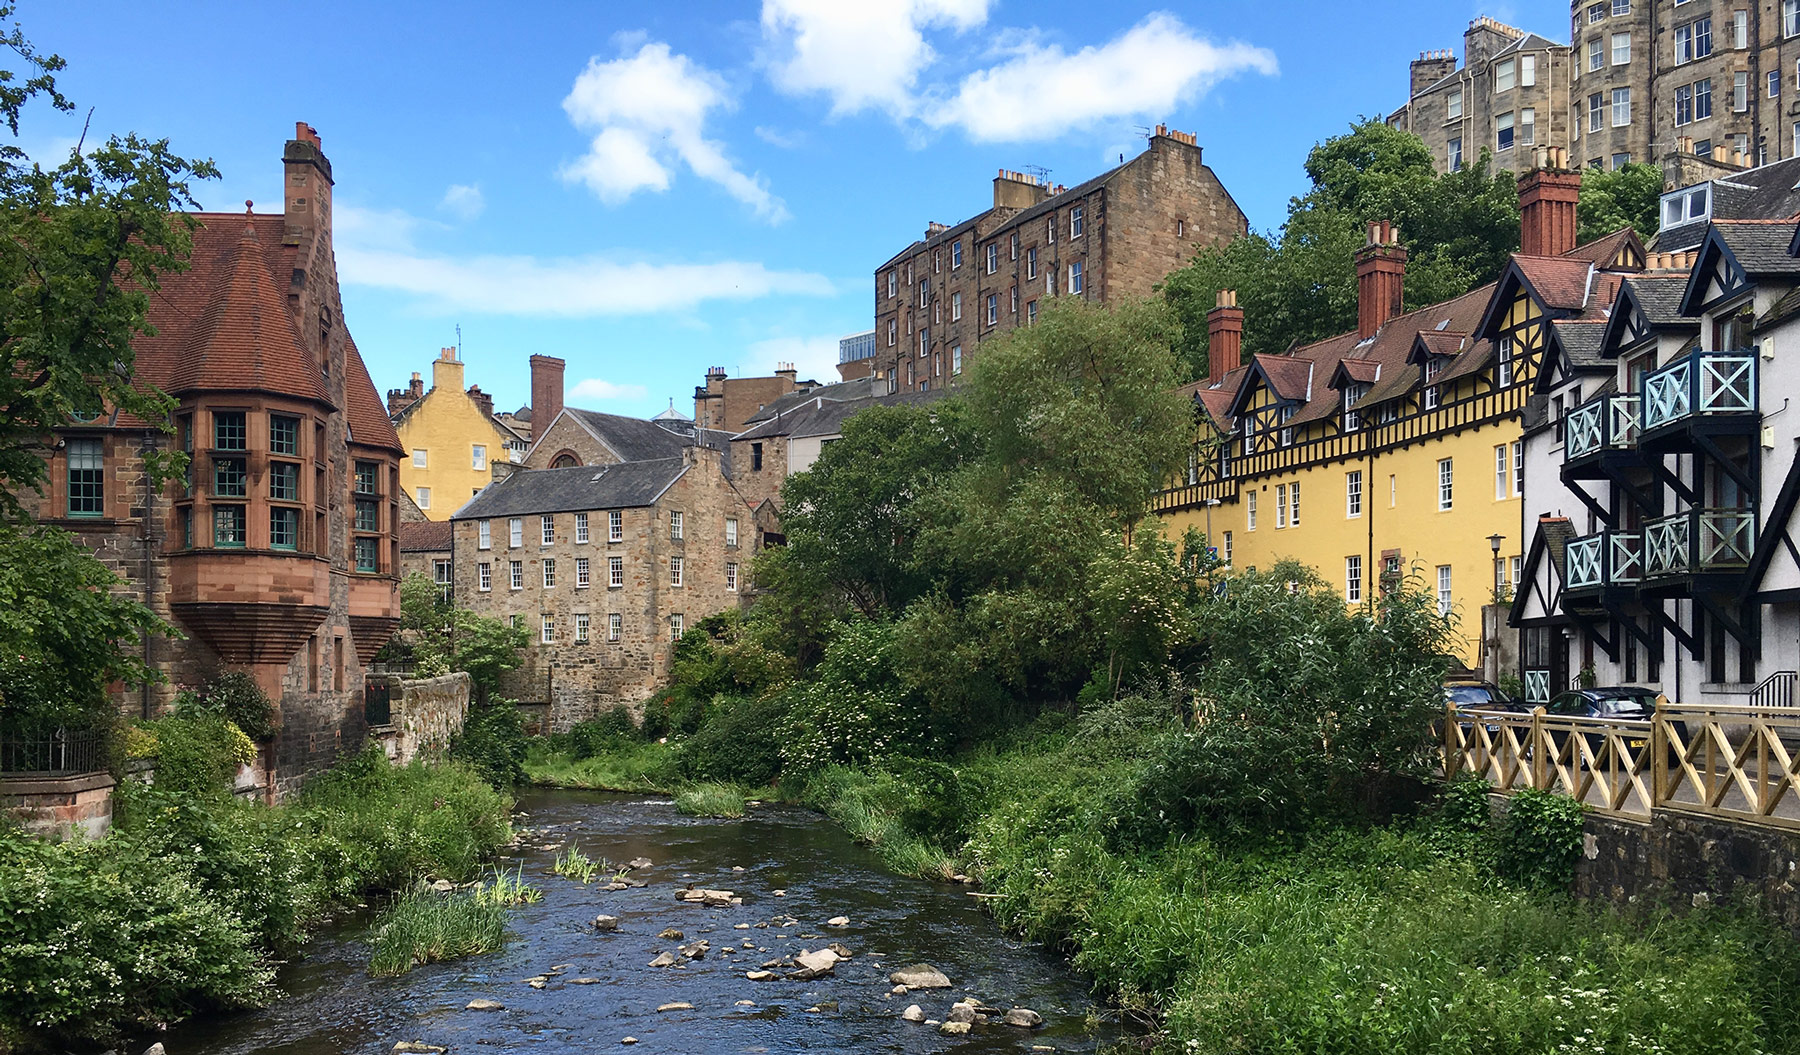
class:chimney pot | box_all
[1207,288,1245,384]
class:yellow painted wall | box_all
[394,353,516,520]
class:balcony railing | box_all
[1641,350,1758,432]
[1563,393,1640,462]
[1641,508,1755,579]
[1564,528,1643,592]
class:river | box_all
[160,789,1124,1054]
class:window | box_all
[1276,484,1289,528]
[1696,77,1713,119]
[952,346,962,375]
[1222,530,1232,564]
[985,243,998,273]
[985,294,998,325]
[478,561,492,591]
[887,271,896,298]
[1612,151,1632,169]
[270,461,298,501]
[1611,31,1630,65]
[1068,260,1084,294]
[411,448,427,469]
[1247,490,1257,530]
[918,328,929,359]
[1675,18,1711,64]
[540,514,554,545]
[608,555,623,588]
[1291,481,1301,525]
[1010,285,1018,314]
[509,560,523,590]
[1521,54,1536,85]
[1070,205,1084,238]
[271,507,297,550]
[575,512,589,543]
[575,613,590,644]
[270,415,299,456]
[66,438,103,516]
[543,559,557,588]
[1735,72,1748,112]
[478,520,491,549]
[1589,38,1604,71]
[670,510,684,540]
[1513,441,1523,495]
[1773,70,1783,98]
[354,496,379,532]
[1496,57,1516,92]
[416,487,431,511]
[609,510,623,542]
[1612,87,1631,126]
[1390,474,1397,507]
[214,456,246,498]
[608,613,622,642]
[1613,0,1629,12]
[671,613,685,640]
[214,411,246,450]
[542,616,555,644]
[1046,217,1055,244]
[1497,336,1514,388]
[1027,301,1037,325]
[1789,0,1800,37]
[1448,137,1463,172]
[1589,2,1604,21]
[1660,184,1710,226]
[1438,458,1454,510]
[887,320,897,347]
[726,561,739,592]
[1447,89,1463,120]
[1437,565,1454,616]
[1497,110,1515,150]
[1347,470,1362,518]
[509,517,523,547]
[214,505,246,548]
[1735,10,1748,48]
[1026,247,1037,279]
[671,555,684,587]
[918,278,928,308]
[1496,445,1509,499]
[573,556,589,588]
[471,444,487,471]
[1512,555,1524,585]
[1010,233,1019,260]
[354,537,379,573]
[1520,107,1536,146]
[951,292,962,320]
[1347,555,1363,603]
[725,517,739,547]
[951,240,962,268]
[1589,92,1604,132]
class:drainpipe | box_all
[139,427,162,720]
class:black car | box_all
[1445,682,1520,712]
[1544,687,1666,763]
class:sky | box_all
[23,0,1564,420]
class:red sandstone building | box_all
[35,124,403,797]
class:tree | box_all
[388,572,529,701]
[1577,161,1662,244]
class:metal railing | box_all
[1753,671,1798,709]
[1446,701,1800,829]
[1642,508,1755,578]
[0,728,105,775]
[1564,392,1641,462]
[1641,349,1758,432]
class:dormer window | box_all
[1660,184,1710,227]
[1343,383,1369,432]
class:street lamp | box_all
[1488,533,1505,593]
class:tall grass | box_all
[798,766,958,879]
[674,782,748,818]
[552,846,605,883]
[524,739,675,792]
[367,888,507,977]
[474,863,542,905]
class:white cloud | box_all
[760,0,989,119]
[925,14,1277,142]
[561,42,788,222]
[754,125,805,149]
[570,378,649,401]
[747,333,846,384]
[440,183,485,220]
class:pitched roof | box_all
[1333,358,1381,384]
[564,408,696,462]
[346,338,403,452]
[1253,354,1313,402]
[1714,219,1800,274]
[1656,157,1800,251]
[399,520,453,553]
[743,376,886,425]
[734,387,944,441]
[1563,227,1642,266]
[451,459,690,520]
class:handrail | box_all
[1642,349,1757,432]
[1752,671,1798,710]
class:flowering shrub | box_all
[777,620,930,776]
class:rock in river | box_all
[888,964,952,989]
[628,857,653,870]
[465,997,505,1012]
[940,1021,972,1036]
[791,947,840,978]
[393,1045,447,1054]
[826,915,849,927]
[902,1004,926,1023]
[1003,1007,1045,1028]
[657,1002,693,1013]
[658,928,685,940]
[745,970,777,981]
[648,952,679,968]
[676,887,740,907]
[593,915,620,932]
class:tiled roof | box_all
[1334,358,1381,384]
[1514,255,1595,309]
[1656,157,1800,251]
[399,520,452,553]
[734,387,944,441]
[1623,273,1693,325]
[1714,219,1800,274]
[1563,227,1640,266]
[1253,353,1313,402]
[346,338,403,452]
[452,459,689,520]
[1550,319,1608,370]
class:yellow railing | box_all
[1444,701,1800,830]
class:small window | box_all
[609,555,624,588]
[609,510,623,542]
[412,448,427,468]
[214,456,247,498]
[541,514,555,545]
[542,616,555,644]
[670,510,684,541]
[1447,89,1463,120]
[1247,490,1258,530]
[213,411,246,450]
[1496,57,1516,92]
[1026,246,1038,279]
[887,271,895,298]
[1438,458,1454,510]
[1612,0,1629,13]
[354,536,379,573]
[751,442,764,471]
[575,613,589,644]
[1588,92,1604,132]
[509,517,523,547]
[985,294,998,325]
[270,415,299,456]
[1070,205,1084,238]
[1346,555,1363,603]
[575,512,589,543]
[1496,110,1515,151]
[1612,87,1632,126]
[951,240,962,269]
[1068,260,1084,294]
[576,556,590,588]
[985,243,998,274]
[66,438,104,516]
[952,346,963,375]
[671,555,684,587]
[1735,9,1748,48]
[671,613,685,640]
[269,462,299,501]
[1027,301,1037,325]
[1588,38,1604,71]
[509,560,523,590]
[543,559,557,588]
[1521,54,1537,86]
[608,613,622,642]
[1447,137,1463,172]
[478,519,492,549]
[214,505,246,548]
[951,292,962,321]
[478,561,492,591]
[355,461,381,496]
[355,497,379,532]
[472,444,486,470]
[1771,70,1782,98]
[1437,565,1453,616]
[1589,2,1605,21]
[725,517,739,547]
[1611,31,1630,65]
[726,561,739,592]
[416,486,431,510]
[1346,470,1362,518]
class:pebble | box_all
[628,857,653,870]
[734,923,750,929]
[393,1045,446,1055]
[594,915,620,932]
[465,997,505,1012]
[1004,1008,1045,1028]
[570,978,601,985]
[940,1021,972,1035]
[902,1005,926,1022]
[658,928,685,940]
[657,1002,693,1012]
[746,970,776,981]
[772,889,786,896]
[527,979,547,989]
[144,1047,165,1055]
[736,999,756,1006]
[648,952,678,968]
[621,1037,638,1046]
[732,865,745,871]
[826,916,849,927]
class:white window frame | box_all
[1247,489,1258,530]
[1611,32,1630,65]
[1521,54,1537,85]
[412,448,427,468]
[509,560,523,591]
[574,512,589,544]
[1068,260,1084,294]
[1276,483,1289,529]
[671,555,684,587]
[1512,441,1524,496]
[575,613,590,644]
[1589,38,1604,71]
[1448,89,1462,120]
[725,517,738,547]
[1496,110,1515,151]
[1438,458,1454,510]
[608,555,624,588]
[608,613,622,643]
[576,556,590,588]
[986,294,998,325]
[1347,470,1363,518]
[1347,555,1363,603]
[1070,205,1084,238]
[1588,92,1604,132]
[478,519,492,550]
[541,514,554,545]
[1437,565,1454,616]
[1496,445,1509,500]
[543,558,557,589]
[951,291,962,321]
[415,487,430,510]
[985,243,998,274]
[1291,481,1301,525]
[671,613,684,640]
[478,561,491,592]
[541,616,554,644]
[609,510,623,542]
[1612,87,1632,126]
[1496,56,1516,92]
[1222,530,1232,564]
[952,346,963,375]
[726,561,738,592]
[472,444,487,471]
[670,510,684,541]
[509,517,523,547]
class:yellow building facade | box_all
[1157,164,1643,668]
[390,349,524,520]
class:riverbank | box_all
[529,708,1800,1053]
[0,746,512,1049]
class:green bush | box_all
[567,704,639,759]
[677,695,785,786]
[135,705,257,797]
[674,782,747,818]
[778,619,931,775]
[366,887,506,977]
[1496,787,1587,891]
[450,697,528,788]
[198,671,277,741]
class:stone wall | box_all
[0,771,116,840]
[1578,811,1800,933]
[377,671,470,764]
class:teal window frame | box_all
[269,506,299,551]
[214,411,246,451]
[269,461,299,501]
[269,414,299,456]
[354,536,380,572]
[66,437,104,517]
[213,505,247,548]
[213,456,247,498]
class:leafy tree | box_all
[1577,161,1662,244]
[388,572,528,700]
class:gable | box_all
[1681,227,1752,314]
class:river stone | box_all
[736,999,756,1006]
[657,1002,693,1012]
[658,928,685,940]
[548,964,570,974]
[826,942,853,958]
[142,1046,164,1055]
[889,964,952,989]
[940,1021,972,1036]
[393,1045,447,1054]
[826,915,849,927]
[466,998,505,1012]
[902,1005,926,1022]
[594,915,621,932]
[772,889,786,896]
[570,978,601,985]
[1003,1008,1044,1028]
[946,1004,979,1025]
[621,1038,638,1046]
[648,952,679,968]
[429,879,455,893]
[527,979,547,989]
[628,857,653,870]
[745,970,777,981]
[734,922,750,929]
[603,881,630,891]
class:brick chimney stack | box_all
[1519,146,1581,258]
[529,355,565,444]
[1354,221,1407,340]
[1207,289,1244,385]
[281,122,332,248]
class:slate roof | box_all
[743,376,885,425]
[734,387,944,441]
[1714,219,1800,274]
[399,520,453,553]
[1657,156,1800,251]
[565,408,697,462]
[452,459,688,520]
[1627,273,1695,326]
[1550,319,1608,370]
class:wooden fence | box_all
[1444,702,1800,830]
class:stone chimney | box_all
[1354,221,1407,340]
[282,122,332,248]
[1519,147,1581,258]
[774,361,798,385]
[993,168,1046,211]
[1207,289,1244,385]
[1464,15,1523,69]
[386,372,425,416]
[431,346,464,394]
[1411,50,1457,97]
[467,384,494,420]
[529,354,565,444]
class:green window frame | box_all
[354,460,380,496]
[213,505,246,548]
[66,438,104,517]
[213,456,247,498]
[354,498,380,532]
[270,414,299,456]
[270,506,299,551]
[213,411,246,451]
[269,461,299,501]
[354,536,380,572]
[180,507,192,549]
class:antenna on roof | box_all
[455,323,462,357]
[1133,124,1154,140]
[1023,164,1051,182]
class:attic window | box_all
[1660,184,1711,227]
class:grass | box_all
[674,782,748,818]
[797,766,958,879]
[474,862,542,905]
[524,739,675,792]
[552,846,605,883]
[367,887,507,977]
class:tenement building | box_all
[387,346,531,518]
[872,126,1247,392]
[449,445,752,728]
[1157,148,1645,671]
[1388,17,1572,175]
[692,362,816,433]
[34,123,404,796]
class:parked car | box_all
[1543,687,1672,765]
[1444,681,1520,713]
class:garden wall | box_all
[1578,811,1800,932]
[373,672,470,765]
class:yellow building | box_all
[1157,155,1643,668]
[388,348,528,519]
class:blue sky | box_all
[24,0,1560,419]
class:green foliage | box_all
[366,887,506,977]
[1496,787,1587,891]
[564,704,640,760]
[523,737,678,792]
[676,694,786,787]
[778,619,930,774]
[387,572,531,697]
[135,702,257,797]
[450,697,529,788]
[194,671,276,740]
[473,863,541,905]
[796,765,959,879]
[0,524,175,730]
[552,845,605,883]
[1578,161,1663,244]
[674,782,747,818]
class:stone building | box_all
[33,123,403,796]
[387,347,530,518]
[872,126,1247,392]
[693,362,817,432]
[1387,17,1572,174]
[727,377,942,513]
[449,445,752,727]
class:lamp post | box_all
[1488,533,1505,595]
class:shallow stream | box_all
[160,789,1123,1054]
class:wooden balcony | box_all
[1561,392,1642,482]
[1638,349,1759,452]
[1639,508,1755,590]
[1560,528,1642,606]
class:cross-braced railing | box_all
[1564,392,1641,461]
[1642,350,1758,431]
[1563,529,1644,592]
[1565,535,1603,589]
[1524,669,1551,705]
[1642,509,1754,578]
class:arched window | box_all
[551,454,578,469]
